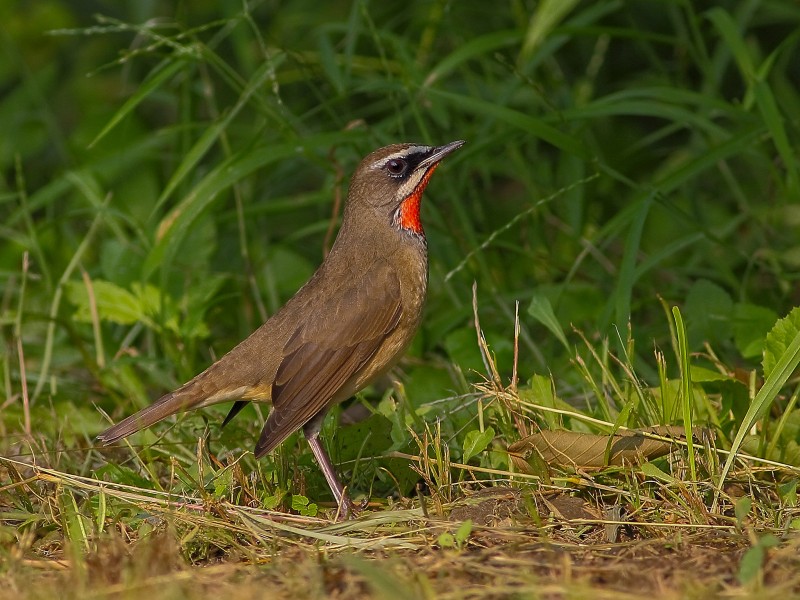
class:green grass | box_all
[2,0,800,597]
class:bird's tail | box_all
[97,374,250,444]
[97,389,196,444]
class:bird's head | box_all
[345,140,465,240]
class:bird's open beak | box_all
[418,140,466,170]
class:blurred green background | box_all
[2,0,800,500]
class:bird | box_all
[97,140,465,518]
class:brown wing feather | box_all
[253,266,404,457]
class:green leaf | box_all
[528,292,569,350]
[425,30,520,86]
[716,307,800,509]
[462,427,495,464]
[763,306,800,380]
[335,413,393,461]
[65,279,145,326]
[607,192,653,334]
[738,545,764,585]
[778,479,798,507]
[155,59,282,213]
[519,0,580,62]
[93,464,157,490]
[437,532,455,548]
[733,303,778,359]
[426,89,588,158]
[100,238,142,286]
[443,327,486,374]
[672,306,696,481]
[455,519,473,547]
[519,374,587,431]
[738,535,780,585]
[684,279,733,349]
[706,8,755,81]
[640,461,676,484]
[59,490,90,553]
[689,366,736,384]
[143,132,354,280]
[212,468,234,499]
[534,283,605,326]
[290,495,318,517]
[261,246,316,299]
[89,59,188,148]
[734,496,751,528]
[403,365,454,409]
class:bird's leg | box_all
[303,422,356,520]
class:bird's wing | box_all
[253,265,403,457]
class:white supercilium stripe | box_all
[372,146,432,170]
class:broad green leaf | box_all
[684,279,733,349]
[690,366,736,384]
[734,303,778,359]
[59,490,90,552]
[444,327,486,374]
[335,413,393,461]
[455,519,473,546]
[778,479,797,507]
[462,427,495,464]
[65,279,143,325]
[260,246,316,299]
[734,496,751,528]
[403,365,454,409]
[290,495,318,517]
[763,306,800,380]
[738,535,779,585]
[437,532,455,548]
[738,545,764,585]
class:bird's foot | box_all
[332,494,358,521]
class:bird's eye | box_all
[386,158,408,177]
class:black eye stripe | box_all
[381,148,432,177]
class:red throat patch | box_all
[398,164,439,235]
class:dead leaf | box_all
[508,426,707,470]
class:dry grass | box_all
[2,445,799,600]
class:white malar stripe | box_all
[397,169,427,199]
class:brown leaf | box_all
[508,426,707,469]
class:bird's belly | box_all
[335,309,422,405]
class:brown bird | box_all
[98,140,465,517]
